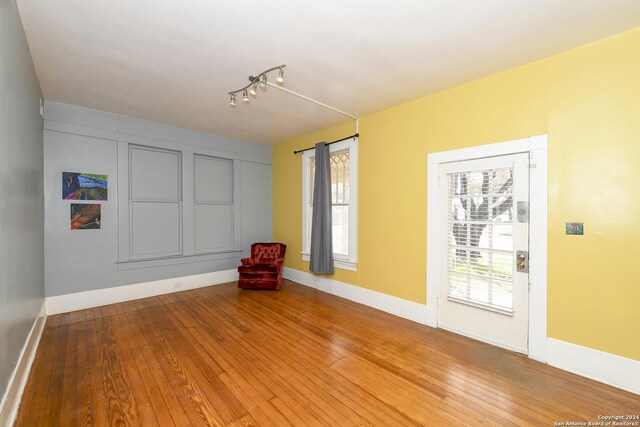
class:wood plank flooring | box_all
[16,280,640,426]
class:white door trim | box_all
[426,135,548,363]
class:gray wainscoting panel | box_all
[44,131,119,296]
[239,161,273,257]
[43,102,272,297]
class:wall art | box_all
[63,172,108,200]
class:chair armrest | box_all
[275,258,284,266]
[241,257,254,266]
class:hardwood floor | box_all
[16,280,639,426]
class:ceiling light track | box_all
[228,64,359,134]
[265,82,357,120]
[228,64,286,106]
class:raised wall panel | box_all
[131,147,180,201]
[240,161,272,255]
[194,204,232,253]
[43,102,271,297]
[131,202,182,257]
[194,156,232,203]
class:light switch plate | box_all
[566,222,584,235]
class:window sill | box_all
[301,253,357,272]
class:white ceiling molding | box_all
[17,0,640,145]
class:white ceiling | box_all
[17,0,640,145]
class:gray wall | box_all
[44,102,272,297]
[0,0,45,402]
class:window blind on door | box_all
[446,166,515,314]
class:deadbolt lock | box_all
[516,250,529,273]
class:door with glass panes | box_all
[438,153,529,353]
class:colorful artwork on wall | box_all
[70,203,101,230]
[62,172,108,200]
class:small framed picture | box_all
[70,204,101,230]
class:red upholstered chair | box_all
[238,243,287,290]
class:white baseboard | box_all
[46,269,239,315]
[528,331,548,363]
[282,267,426,324]
[547,338,640,395]
[0,300,47,427]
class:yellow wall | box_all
[272,28,640,361]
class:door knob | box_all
[517,254,525,262]
[517,262,526,270]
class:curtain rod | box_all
[293,133,359,154]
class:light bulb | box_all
[229,94,236,106]
[249,84,257,97]
[242,89,250,103]
[276,68,284,84]
[259,74,267,89]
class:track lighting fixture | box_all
[227,64,359,138]
[228,64,285,106]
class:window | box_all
[129,145,182,259]
[193,155,234,253]
[302,138,358,271]
[118,140,245,269]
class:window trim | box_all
[118,137,243,267]
[193,154,235,254]
[301,138,358,271]
[129,145,183,260]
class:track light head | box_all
[228,65,285,106]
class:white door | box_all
[437,153,530,353]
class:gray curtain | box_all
[309,142,334,274]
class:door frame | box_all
[426,135,548,363]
